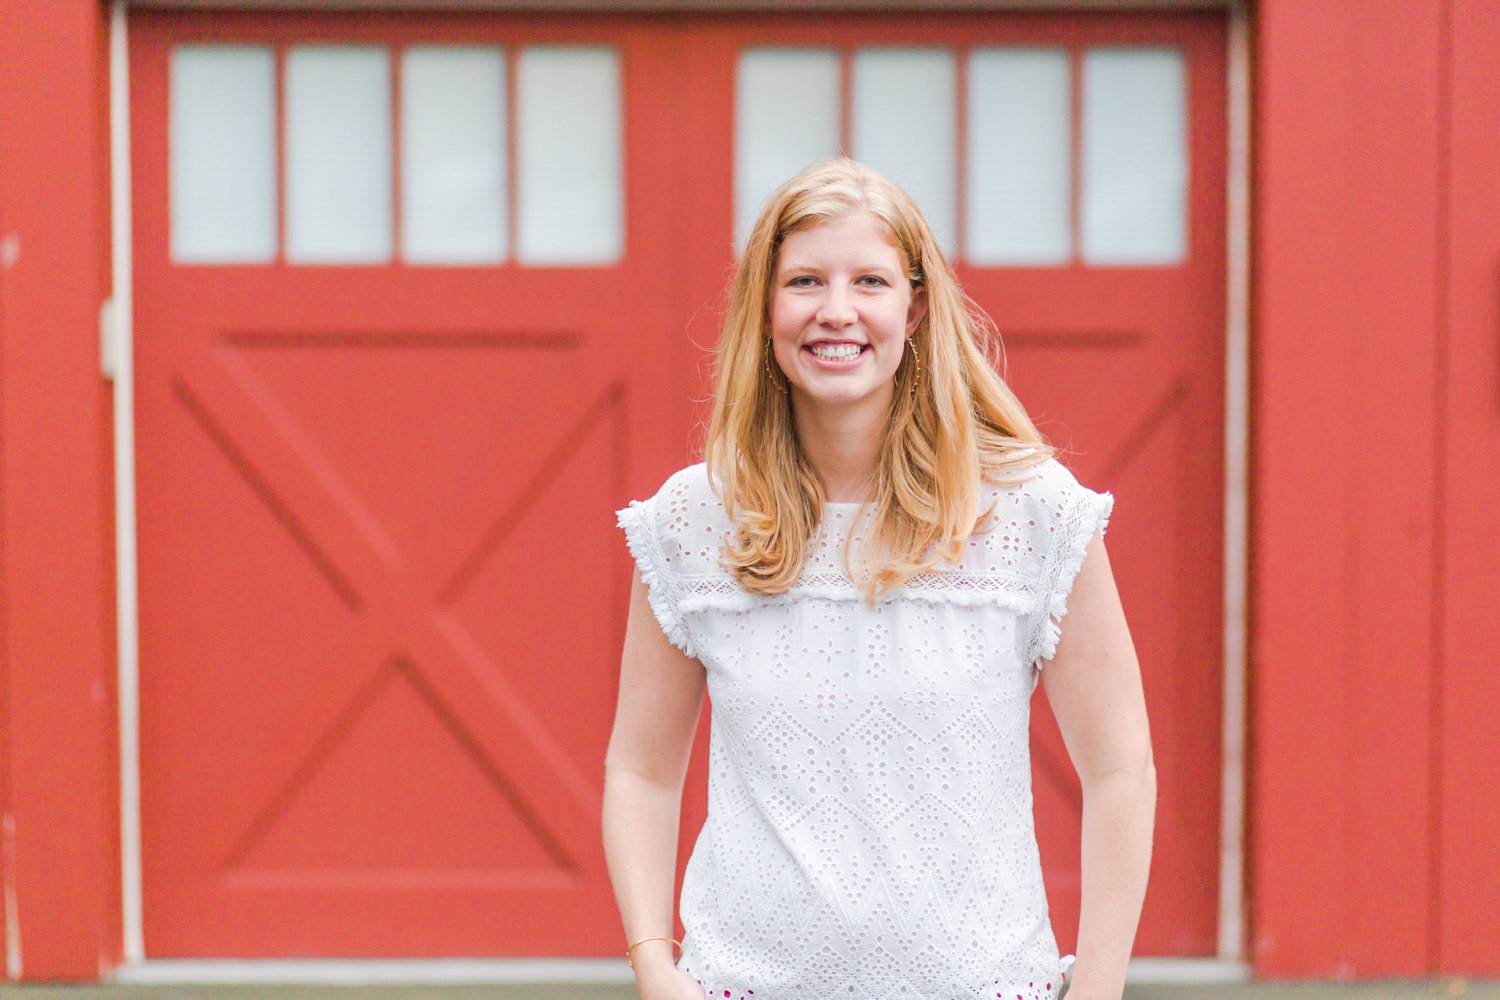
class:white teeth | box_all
[809,343,863,360]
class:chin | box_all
[793,382,889,408]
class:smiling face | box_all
[769,211,928,416]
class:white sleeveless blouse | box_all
[617,458,1112,1000]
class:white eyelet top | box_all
[617,458,1111,1000]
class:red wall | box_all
[1253,0,1500,978]
[0,0,119,980]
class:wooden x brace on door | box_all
[168,330,618,887]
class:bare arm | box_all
[1039,535,1156,1000]
[602,568,708,1000]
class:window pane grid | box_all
[731,43,1187,268]
[168,39,1189,270]
[168,40,622,268]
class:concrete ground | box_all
[0,982,1497,1000]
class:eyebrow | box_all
[779,261,902,275]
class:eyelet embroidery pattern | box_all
[618,461,1109,1000]
[678,962,1068,1000]
[678,961,1070,1000]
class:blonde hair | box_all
[705,158,1051,601]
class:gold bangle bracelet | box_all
[625,935,683,970]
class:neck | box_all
[790,388,891,503]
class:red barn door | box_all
[959,19,1228,958]
[132,12,695,956]
[673,13,1228,957]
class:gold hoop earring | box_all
[764,338,788,394]
[906,336,921,396]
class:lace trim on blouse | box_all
[617,480,1112,668]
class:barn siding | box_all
[0,0,119,980]
[1438,0,1500,975]
[1252,0,1468,978]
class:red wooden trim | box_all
[1252,0,1444,977]
[1439,0,1500,975]
[1428,2,1452,972]
[0,0,117,979]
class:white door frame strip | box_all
[108,0,1252,980]
[109,0,146,967]
[1217,0,1251,966]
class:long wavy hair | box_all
[705,158,1051,601]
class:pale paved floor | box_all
[0,982,1498,1000]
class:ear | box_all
[906,284,929,336]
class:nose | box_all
[816,283,857,328]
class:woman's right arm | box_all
[602,567,707,1000]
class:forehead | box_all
[777,211,905,269]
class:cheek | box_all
[873,338,908,378]
[768,298,814,363]
[767,298,800,368]
[769,293,803,337]
[872,302,914,347]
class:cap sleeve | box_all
[616,492,696,658]
[1025,465,1114,669]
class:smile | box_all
[807,343,866,360]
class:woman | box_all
[604,159,1154,1000]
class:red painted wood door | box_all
[133,11,697,956]
[672,13,1227,957]
[961,18,1227,958]
[135,8,1224,959]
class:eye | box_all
[857,274,890,287]
[788,275,819,287]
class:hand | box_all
[635,961,705,1000]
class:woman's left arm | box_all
[1039,533,1156,1000]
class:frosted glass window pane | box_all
[285,47,392,264]
[401,47,506,264]
[1081,48,1187,265]
[516,47,622,266]
[170,46,276,264]
[736,49,840,250]
[852,49,956,256]
[965,48,1071,266]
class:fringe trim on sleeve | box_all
[1030,489,1114,668]
[617,499,697,658]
